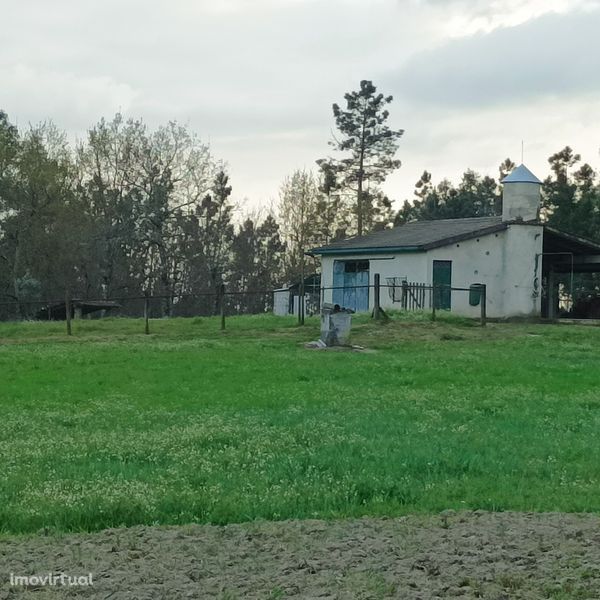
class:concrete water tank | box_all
[320,303,353,346]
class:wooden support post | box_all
[401,280,408,310]
[220,283,226,331]
[144,291,150,335]
[298,280,305,326]
[480,284,487,327]
[373,273,381,320]
[431,285,437,322]
[547,270,557,319]
[65,290,72,336]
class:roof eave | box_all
[310,246,423,256]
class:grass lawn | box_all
[1,313,600,535]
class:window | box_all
[344,261,369,273]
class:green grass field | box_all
[1,314,600,535]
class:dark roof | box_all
[35,300,121,321]
[310,216,507,255]
[543,226,600,255]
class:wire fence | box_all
[0,290,276,323]
[0,276,489,334]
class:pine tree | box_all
[324,80,403,236]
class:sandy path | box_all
[1,512,599,599]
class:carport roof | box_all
[544,226,600,254]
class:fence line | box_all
[0,277,488,331]
[0,283,482,307]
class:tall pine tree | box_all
[323,80,403,236]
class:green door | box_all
[433,260,452,310]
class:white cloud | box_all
[449,0,597,36]
[420,0,600,37]
[387,93,600,203]
[387,10,600,109]
[0,64,137,132]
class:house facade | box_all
[310,165,600,319]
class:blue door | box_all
[333,260,370,312]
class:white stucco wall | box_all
[273,289,290,316]
[319,223,543,318]
[502,183,541,222]
[500,224,544,316]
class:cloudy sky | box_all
[2,0,600,211]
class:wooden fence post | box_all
[144,291,150,335]
[431,285,437,322]
[480,284,487,327]
[373,273,381,320]
[65,290,72,336]
[298,280,305,326]
[220,283,226,331]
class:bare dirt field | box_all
[1,512,599,599]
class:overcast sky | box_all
[2,0,600,212]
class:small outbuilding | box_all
[310,165,600,319]
[273,274,321,316]
[36,300,121,320]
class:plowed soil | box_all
[1,512,599,599]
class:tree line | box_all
[0,113,286,317]
[1,80,599,318]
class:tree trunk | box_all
[13,233,23,319]
[357,111,367,237]
[357,179,363,237]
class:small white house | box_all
[310,165,600,319]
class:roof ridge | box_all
[404,215,501,224]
